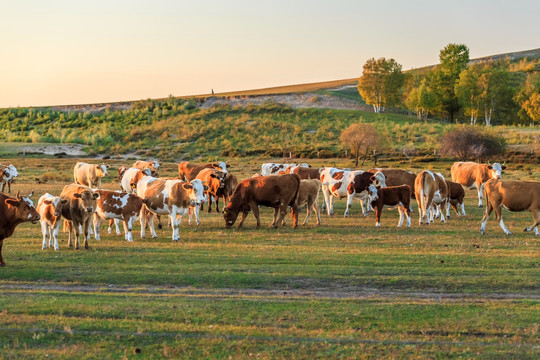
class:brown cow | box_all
[74,162,110,189]
[368,184,412,227]
[133,160,160,176]
[93,190,146,242]
[60,184,99,249]
[451,161,506,207]
[223,174,300,228]
[369,168,416,198]
[290,179,322,226]
[196,168,227,213]
[0,191,40,266]
[216,173,238,206]
[445,180,466,218]
[178,161,229,181]
[481,179,540,236]
[292,166,322,180]
[415,171,449,225]
[37,193,68,251]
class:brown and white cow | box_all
[178,161,229,181]
[93,190,146,242]
[135,176,208,241]
[260,163,310,176]
[481,179,540,236]
[0,191,40,266]
[216,173,238,207]
[451,161,506,208]
[445,180,466,218]
[223,174,300,228]
[74,162,110,189]
[117,166,129,182]
[133,160,160,176]
[196,168,227,213]
[320,167,386,217]
[414,171,449,225]
[120,167,153,193]
[292,166,322,180]
[37,193,68,251]
[60,184,100,249]
[367,184,412,228]
[0,164,19,193]
[369,168,416,197]
[291,179,322,226]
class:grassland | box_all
[0,157,538,359]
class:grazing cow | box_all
[133,160,160,176]
[196,168,227,213]
[36,193,68,251]
[117,166,129,182]
[0,191,40,266]
[135,176,207,241]
[414,171,449,225]
[291,179,322,226]
[445,180,466,218]
[60,184,99,249]
[368,184,412,228]
[223,174,300,228]
[178,161,229,181]
[0,164,19,193]
[74,162,110,189]
[120,167,153,193]
[451,161,506,207]
[93,190,146,242]
[292,166,322,180]
[260,163,310,176]
[320,167,386,217]
[481,179,540,236]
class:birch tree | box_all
[357,58,404,113]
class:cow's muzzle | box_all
[86,207,94,213]
[32,214,40,224]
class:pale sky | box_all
[1,0,538,107]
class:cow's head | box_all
[4,191,40,223]
[210,171,227,188]
[487,162,505,179]
[96,164,109,177]
[73,190,99,213]
[43,196,69,217]
[366,184,379,202]
[370,171,387,188]
[182,179,208,207]
[222,204,239,228]
[117,166,129,181]
[212,162,229,174]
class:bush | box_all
[439,125,506,161]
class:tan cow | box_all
[291,179,322,226]
[133,160,160,176]
[37,193,68,251]
[481,179,540,236]
[415,171,449,225]
[60,184,99,249]
[178,161,229,181]
[451,161,506,208]
[74,162,110,189]
[0,164,19,193]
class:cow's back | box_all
[485,179,540,212]
[451,162,483,187]
[293,166,321,180]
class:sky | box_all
[1,0,539,108]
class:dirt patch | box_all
[18,144,87,156]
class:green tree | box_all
[515,72,540,125]
[357,57,404,113]
[405,78,437,121]
[455,64,482,124]
[478,63,513,126]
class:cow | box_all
[120,167,153,193]
[292,166,322,180]
[0,191,40,266]
[320,167,386,217]
[133,160,160,176]
[445,180,466,218]
[93,190,146,242]
[260,163,310,176]
[216,173,238,206]
[290,179,322,226]
[481,179,540,236]
[60,184,100,249]
[0,164,19,193]
[414,171,449,225]
[368,168,416,213]
[451,161,506,208]
[223,174,300,228]
[36,193,68,250]
[73,162,110,189]
[135,176,208,241]
[368,184,412,228]
[178,161,229,181]
[196,168,227,213]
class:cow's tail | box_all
[289,174,301,207]
[418,172,430,214]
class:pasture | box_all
[1,157,539,359]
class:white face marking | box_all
[367,184,378,201]
[217,162,228,174]
[22,197,35,207]
[490,163,503,179]
[100,164,109,176]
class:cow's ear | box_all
[92,193,100,200]
[61,199,69,205]
[73,193,82,199]
[210,173,217,178]
[182,183,193,190]
[43,200,52,205]
[27,190,34,198]
[222,207,228,214]
[5,199,20,207]
[487,165,493,169]
[203,185,209,191]
[105,164,110,169]
[370,176,375,181]
[226,164,230,168]
[501,165,507,170]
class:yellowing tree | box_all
[340,122,379,166]
[357,58,404,113]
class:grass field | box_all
[0,157,539,359]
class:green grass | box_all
[0,158,538,358]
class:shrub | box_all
[439,125,506,161]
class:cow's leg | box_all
[93,216,101,241]
[67,221,74,248]
[322,187,332,216]
[375,207,382,227]
[275,204,288,228]
[215,195,220,213]
[148,213,158,238]
[477,182,484,208]
[496,211,511,235]
[303,202,312,226]
[52,222,60,251]
[194,205,200,226]
[139,207,148,238]
[251,203,261,228]
[237,211,249,228]
[170,211,180,241]
[344,193,354,217]
[480,200,494,235]
[207,194,213,213]
[405,206,411,227]
[397,206,404,227]
[439,201,447,223]
[41,222,49,250]
[524,211,540,235]
[272,207,279,227]
[83,219,91,249]
[314,200,321,226]
[123,216,133,242]
[446,201,451,219]
[290,204,298,229]
[0,240,5,266]
[461,202,466,217]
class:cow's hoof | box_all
[157,224,163,229]
[54,248,59,251]
[478,205,483,208]
[42,247,47,250]
[0,262,6,267]
[152,235,158,239]
[172,238,180,242]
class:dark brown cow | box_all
[196,168,227,213]
[481,179,540,236]
[0,191,40,266]
[60,184,99,249]
[93,190,147,242]
[223,174,300,228]
[451,161,506,207]
[368,185,412,227]
[216,173,238,206]
[292,166,322,180]
[178,161,229,181]
[445,180,466,218]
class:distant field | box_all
[0,157,538,358]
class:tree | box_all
[478,63,513,126]
[455,64,482,124]
[405,78,437,121]
[439,125,506,161]
[340,121,379,166]
[515,72,540,125]
[357,58,404,113]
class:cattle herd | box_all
[0,158,539,267]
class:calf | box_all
[481,179,540,236]
[223,174,300,228]
[60,184,100,249]
[291,179,322,226]
[0,164,19,193]
[74,162,110,189]
[36,193,68,250]
[445,180,466,218]
[178,161,229,181]
[0,191,40,266]
[415,171,448,225]
[368,184,412,227]
[93,190,146,242]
